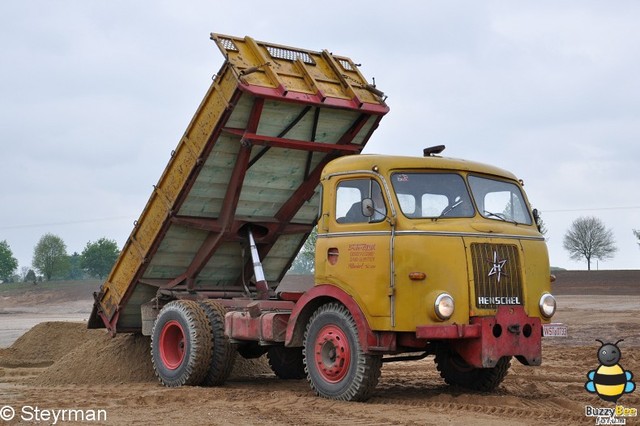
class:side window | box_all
[336,179,386,224]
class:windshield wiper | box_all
[483,210,517,224]
[435,199,463,220]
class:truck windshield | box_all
[467,175,532,225]
[391,173,474,218]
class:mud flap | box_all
[451,306,542,368]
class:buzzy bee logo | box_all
[584,339,637,425]
[586,340,635,402]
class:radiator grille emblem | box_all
[487,251,508,282]
[471,243,522,309]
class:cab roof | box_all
[322,154,520,181]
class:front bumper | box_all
[416,306,561,368]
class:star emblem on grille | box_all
[487,250,508,282]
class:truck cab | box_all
[311,150,562,379]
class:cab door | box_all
[315,176,392,325]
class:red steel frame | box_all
[214,283,543,370]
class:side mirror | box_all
[361,198,374,217]
[532,208,542,231]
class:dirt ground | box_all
[1,281,639,425]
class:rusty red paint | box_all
[221,129,362,154]
[313,323,352,383]
[285,284,376,351]
[159,320,186,370]
[236,83,389,115]
[451,306,542,368]
[225,311,290,342]
[415,323,482,339]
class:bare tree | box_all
[563,217,617,270]
[20,266,30,282]
[634,229,640,249]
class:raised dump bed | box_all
[89,34,389,334]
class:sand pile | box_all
[35,330,156,385]
[0,321,101,368]
[0,321,272,386]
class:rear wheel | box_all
[199,300,236,386]
[435,344,511,391]
[267,346,305,379]
[236,342,268,359]
[151,300,213,387]
[303,303,382,401]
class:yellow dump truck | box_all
[89,34,566,401]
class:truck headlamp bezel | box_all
[539,293,556,318]
[434,293,455,321]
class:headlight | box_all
[434,293,455,320]
[539,293,556,318]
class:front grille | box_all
[471,243,523,309]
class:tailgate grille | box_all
[471,243,523,309]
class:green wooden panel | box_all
[143,225,208,279]
[198,241,244,285]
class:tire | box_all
[303,303,382,401]
[267,346,305,379]
[198,300,236,386]
[151,300,213,387]
[434,344,511,392]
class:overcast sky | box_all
[1,1,639,273]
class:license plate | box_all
[543,323,568,337]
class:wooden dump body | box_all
[89,34,389,333]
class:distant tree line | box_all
[0,218,636,281]
[0,234,120,283]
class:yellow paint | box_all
[210,34,383,105]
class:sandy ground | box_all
[0,284,639,425]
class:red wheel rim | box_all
[313,324,351,383]
[159,320,186,370]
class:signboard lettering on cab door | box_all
[348,243,376,270]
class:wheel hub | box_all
[314,324,351,383]
[159,320,186,370]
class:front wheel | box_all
[303,303,382,401]
[434,344,511,391]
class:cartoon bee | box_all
[585,339,635,403]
